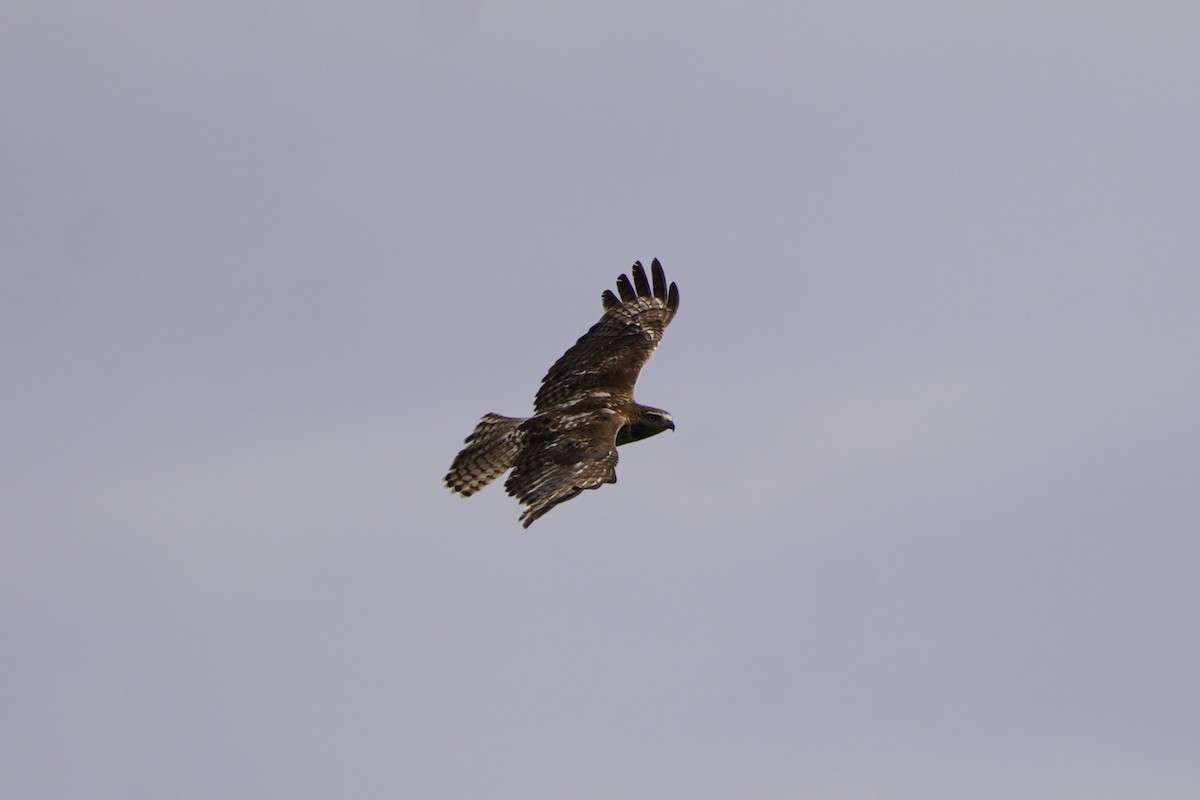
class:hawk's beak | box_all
[666,419,675,431]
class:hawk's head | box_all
[616,406,675,446]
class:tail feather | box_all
[444,414,526,497]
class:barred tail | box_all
[444,414,527,497]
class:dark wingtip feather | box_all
[650,259,667,300]
[667,281,679,311]
[631,260,651,297]
[601,288,620,310]
[616,273,637,302]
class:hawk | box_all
[445,258,680,527]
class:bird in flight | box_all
[445,258,680,527]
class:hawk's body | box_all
[445,259,680,527]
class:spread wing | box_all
[534,259,679,412]
[505,410,624,528]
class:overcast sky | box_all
[3,2,1198,798]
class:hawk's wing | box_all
[505,410,625,528]
[534,259,679,412]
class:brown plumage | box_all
[445,258,680,527]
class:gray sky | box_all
[4,1,1198,798]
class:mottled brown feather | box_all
[534,258,679,413]
[503,408,624,527]
[444,414,525,496]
